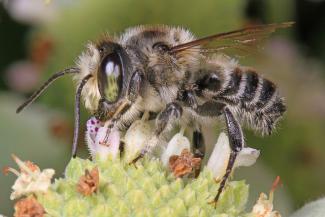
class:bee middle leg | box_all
[130,102,183,164]
[193,128,205,177]
[193,127,205,159]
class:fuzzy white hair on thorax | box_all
[118,25,196,46]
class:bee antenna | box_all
[16,67,80,113]
[72,74,93,158]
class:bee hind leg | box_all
[130,102,183,164]
[210,107,244,206]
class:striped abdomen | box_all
[215,67,286,135]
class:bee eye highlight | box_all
[152,42,170,53]
[98,53,123,103]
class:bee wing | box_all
[170,22,294,58]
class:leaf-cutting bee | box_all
[17,22,292,204]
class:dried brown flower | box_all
[14,196,45,217]
[169,149,201,178]
[7,155,55,200]
[77,167,99,196]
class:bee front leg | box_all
[210,107,244,206]
[130,102,183,164]
[96,70,144,147]
[126,69,144,103]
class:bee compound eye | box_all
[98,52,123,103]
[152,42,170,53]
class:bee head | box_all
[75,39,133,120]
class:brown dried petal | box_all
[169,149,202,178]
[77,167,99,196]
[14,196,45,217]
[173,163,193,177]
[168,155,179,166]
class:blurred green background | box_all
[1,0,325,216]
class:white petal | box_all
[124,120,153,162]
[207,132,260,179]
[206,132,231,179]
[10,168,54,200]
[235,147,260,167]
[85,117,102,158]
[94,127,120,161]
[160,133,191,166]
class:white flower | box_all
[4,0,57,25]
[160,130,191,166]
[290,198,325,217]
[235,146,261,167]
[207,132,260,180]
[252,193,281,217]
[6,155,54,200]
[85,117,120,161]
[251,177,282,217]
[85,116,260,178]
[124,119,153,162]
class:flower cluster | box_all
[5,116,283,217]
[85,115,260,180]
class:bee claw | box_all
[208,199,218,209]
[128,160,138,169]
[128,153,144,168]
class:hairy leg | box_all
[130,102,183,163]
[210,107,244,205]
[186,97,245,205]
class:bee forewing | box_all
[170,22,294,57]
